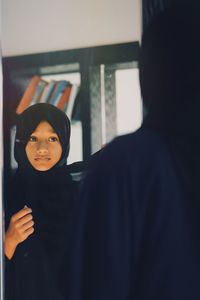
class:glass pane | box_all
[115,68,142,135]
[90,62,142,153]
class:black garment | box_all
[66,129,200,300]
[5,104,78,300]
[6,166,77,300]
[66,5,200,300]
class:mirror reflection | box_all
[3,53,141,300]
[4,104,79,299]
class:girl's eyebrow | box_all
[32,128,57,134]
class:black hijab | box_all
[14,102,70,170]
[140,3,200,136]
[139,3,200,187]
[6,103,77,300]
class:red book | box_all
[16,76,41,114]
[56,85,72,111]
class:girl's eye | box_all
[29,136,37,142]
[48,136,58,142]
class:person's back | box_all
[66,3,200,299]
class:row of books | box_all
[16,75,80,119]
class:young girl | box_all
[4,103,78,300]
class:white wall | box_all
[2,0,142,57]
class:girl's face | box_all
[25,121,62,171]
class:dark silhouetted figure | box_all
[67,3,200,300]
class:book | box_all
[39,80,56,103]
[30,79,47,105]
[16,76,41,114]
[65,84,80,119]
[48,80,70,105]
[56,85,72,111]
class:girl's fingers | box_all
[24,227,34,238]
[17,213,33,227]
[11,207,32,222]
[22,220,34,231]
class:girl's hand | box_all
[4,207,34,260]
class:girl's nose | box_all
[36,142,48,155]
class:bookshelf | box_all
[3,42,140,177]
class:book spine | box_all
[65,84,80,119]
[56,86,72,111]
[39,80,56,103]
[30,80,47,105]
[49,81,69,105]
[16,76,41,114]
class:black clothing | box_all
[66,128,200,300]
[66,5,200,300]
[6,166,77,300]
[5,104,77,300]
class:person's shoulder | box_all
[93,128,177,184]
[103,128,169,164]
[115,127,165,146]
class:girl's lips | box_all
[34,157,51,161]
